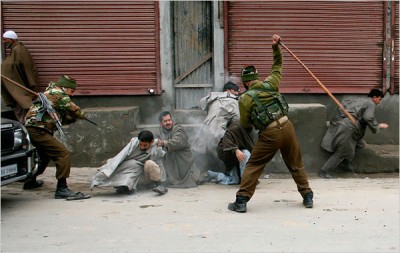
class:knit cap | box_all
[57,75,77,89]
[240,65,259,82]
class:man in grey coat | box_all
[90,130,168,195]
[156,111,200,188]
[319,89,389,179]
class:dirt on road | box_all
[1,167,399,253]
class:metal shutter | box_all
[225,1,384,94]
[1,1,160,96]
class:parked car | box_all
[1,118,38,186]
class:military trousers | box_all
[236,119,312,200]
[26,127,71,180]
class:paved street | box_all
[1,167,399,253]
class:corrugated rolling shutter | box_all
[225,1,384,94]
[1,1,160,96]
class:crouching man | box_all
[90,130,168,195]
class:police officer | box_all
[24,75,90,200]
[227,34,313,213]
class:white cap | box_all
[3,30,18,40]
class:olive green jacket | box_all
[239,44,282,128]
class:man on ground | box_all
[156,111,200,188]
[90,130,168,195]
[206,120,255,185]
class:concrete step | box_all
[65,106,141,167]
[352,144,399,173]
[62,104,398,175]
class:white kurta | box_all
[192,91,240,157]
[90,137,166,191]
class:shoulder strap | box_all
[261,81,275,92]
[245,85,278,106]
[245,90,262,106]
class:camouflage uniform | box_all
[25,82,84,180]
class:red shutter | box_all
[225,1,384,94]
[2,1,161,95]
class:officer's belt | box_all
[266,116,288,129]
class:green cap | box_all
[241,65,259,82]
[57,75,77,89]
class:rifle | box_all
[1,74,98,133]
[37,93,67,142]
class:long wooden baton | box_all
[2,74,37,96]
[278,42,357,126]
[1,74,97,126]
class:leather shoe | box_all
[55,187,77,199]
[23,179,44,190]
[152,185,168,195]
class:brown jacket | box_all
[1,41,39,108]
[217,120,255,173]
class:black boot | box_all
[152,181,168,195]
[23,176,44,190]
[303,192,314,208]
[55,186,76,199]
[228,195,249,213]
[55,178,74,199]
[54,178,90,200]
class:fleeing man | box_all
[319,89,389,179]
